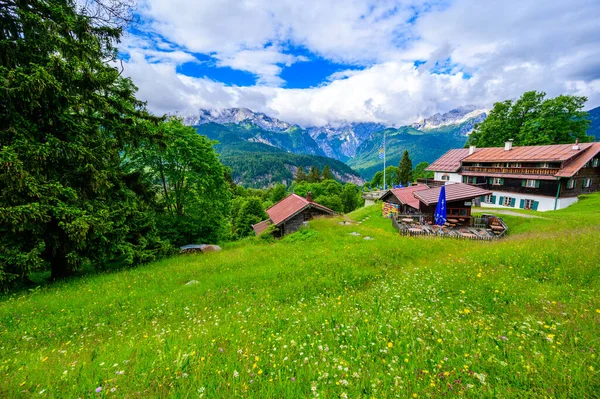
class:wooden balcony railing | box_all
[462,166,559,175]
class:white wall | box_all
[556,196,579,210]
[480,191,559,211]
[434,172,462,183]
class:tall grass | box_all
[1,194,599,398]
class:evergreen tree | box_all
[466,91,592,147]
[294,166,308,183]
[0,0,169,284]
[321,165,334,181]
[308,166,322,183]
[398,150,413,186]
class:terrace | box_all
[391,213,507,240]
[461,166,560,175]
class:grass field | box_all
[1,194,600,398]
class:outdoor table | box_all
[401,218,414,223]
[447,218,459,223]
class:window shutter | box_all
[488,178,492,185]
[480,195,486,202]
[491,195,496,204]
[499,196,504,205]
[535,180,540,188]
[462,176,467,183]
[532,201,539,211]
[519,199,525,209]
[500,178,504,185]
[521,180,526,187]
[510,198,516,207]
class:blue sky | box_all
[118,0,600,127]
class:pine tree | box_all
[294,166,308,182]
[321,165,334,181]
[398,150,413,186]
[308,166,322,183]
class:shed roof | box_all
[425,149,471,172]
[414,183,492,206]
[462,143,595,163]
[380,184,430,209]
[252,219,271,235]
[265,194,335,226]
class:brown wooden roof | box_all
[265,194,335,226]
[252,219,271,235]
[380,184,429,209]
[555,142,600,177]
[414,183,492,206]
[425,148,471,172]
[462,143,595,163]
[461,172,557,181]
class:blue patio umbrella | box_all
[434,185,447,226]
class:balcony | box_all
[461,166,559,175]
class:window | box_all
[583,178,592,188]
[593,159,599,167]
[566,179,575,189]
[492,177,503,185]
[441,174,450,181]
[524,179,539,188]
[512,162,521,168]
[539,162,550,168]
[520,199,539,210]
[501,196,515,207]
[463,176,477,184]
[483,194,495,204]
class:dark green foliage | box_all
[129,119,231,247]
[321,165,334,180]
[369,166,398,188]
[270,184,287,203]
[0,0,170,285]
[234,197,268,239]
[398,150,413,186]
[467,91,592,147]
[413,162,433,180]
[294,166,308,183]
[341,183,362,213]
[308,166,322,183]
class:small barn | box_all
[379,184,430,218]
[252,193,335,237]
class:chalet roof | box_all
[414,183,492,206]
[425,148,471,172]
[555,142,600,177]
[252,219,271,235]
[265,194,335,226]
[380,184,430,209]
[462,143,595,163]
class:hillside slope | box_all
[2,194,599,397]
[196,123,364,187]
[587,105,600,140]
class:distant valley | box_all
[185,105,600,186]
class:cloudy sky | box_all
[119,0,600,127]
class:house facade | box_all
[426,141,600,211]
[252,193,335,237]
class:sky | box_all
[118,0,600,127]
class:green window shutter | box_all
[519,199,525,209]
[500,178,504,185]
[521,180,526,187]
[480,195,486,202]
[535,180,540,188]
[488,178,492,185]
[491,195,496,204]
[510,198,516,207]
[499,196,504,205]
[532,201,539,211]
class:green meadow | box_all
[1,195,600,398]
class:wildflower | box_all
[110,387,117,392]
[233,370,239,378]
[387,342,393,348]
[463,308,471,314]
[291,377,296,381]
[95,387,102,393]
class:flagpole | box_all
[383,131,386,190]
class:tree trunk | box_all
[50,250,73,280]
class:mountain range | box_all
[185,106,488,184]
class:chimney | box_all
[572,138,580,151]
[504,140,513,151]
[469,145,476,155]
[306,191,312,202]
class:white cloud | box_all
[120,0,600,126]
